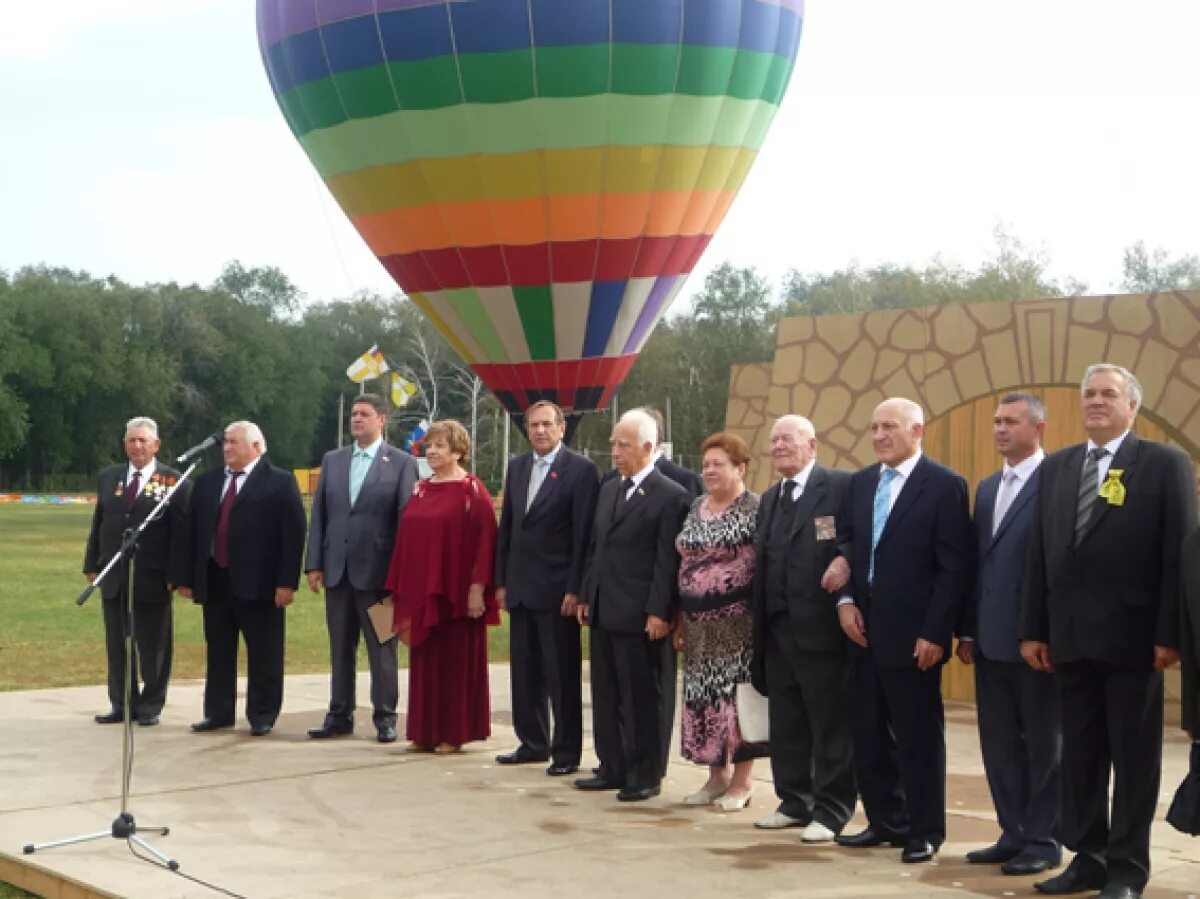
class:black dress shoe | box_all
[250,723,272,737]
[137,715,160,727]
[307,723,353,739]
[1034,865,1107,895]
[836,826,907,848]
[1002,854,1059,876]
[901,840,935,863]
[1095,885,1139,899]
[547,763,578,776]
[966,842,1022,864]
[94,709,123,724]
[377,725,398,744]
[574,775,621,791]
[617,785,661,802]
[190,717,234,732]
[496,747,549,765]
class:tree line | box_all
[1,237,1196,491]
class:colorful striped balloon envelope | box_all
[257,0,804,417]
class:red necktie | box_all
[124,471,141,511]
[213,471,243,568]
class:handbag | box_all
[1166,742,1200,836]
[735,682,769,744]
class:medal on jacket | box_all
[1099,469,1125,506]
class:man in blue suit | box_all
[957,393,1061,875]
[833,397,972,864]
[494,400,599,776]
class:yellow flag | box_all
[345,345,389,383]
[391,373,418,408]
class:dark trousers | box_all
[852,651,947,846]
[590,625,675,790]
[508,605,583,765]
[975,655,1062,861]
[1056,659,1163,891]
[764,622,855,830]
[102,592,173,716]
[324,582,398,730]
[201,562,285,727]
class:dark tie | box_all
[616,477,634,512]
[1075,447,1108,543]
[780,479,796,507]
[124,471,141,511]
[213,470,243,568]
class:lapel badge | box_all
[550,471,558,480]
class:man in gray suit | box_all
[305,394,419,743]
[957,392,1061,875]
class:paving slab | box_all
[1,668,1197,898]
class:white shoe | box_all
[715,791,752,812]
[754,811,806,829]
[682,784,728,806]
[801,821,837,843]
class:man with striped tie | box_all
[1021,364,1197,899]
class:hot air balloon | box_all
[256,0,803,426]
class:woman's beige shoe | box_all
[714,791,752,812]
[681,783,729,806]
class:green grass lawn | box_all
[0,504,511,693]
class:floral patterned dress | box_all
[676,490,765,766]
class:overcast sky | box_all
[2,0,1197,305]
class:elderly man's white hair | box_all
[1081,362,1143,410]
[619,409,657,448]
[125,417,159,438]
[773,414,816,438]
[880,397,925,427]
[226,420,267,454]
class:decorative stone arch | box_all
[727,290,1200,493]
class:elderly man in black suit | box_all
[1021,364,1197,899]
[575,408,690,801]
[602,406,703,497]
[494,400,599,776]
[83,416,190,727]
[833,397,972,864]
[957,393,1061,875]
[304,394,418,744]
[750,414,855,841]
[176,421,307,737]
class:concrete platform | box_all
[1,668,1197,899]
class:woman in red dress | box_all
[384,420,499,753]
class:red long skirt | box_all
[406,617,491,747]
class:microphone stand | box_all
[23,459,201,871]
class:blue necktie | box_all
[869,467,898,582]
[349,449,371,506]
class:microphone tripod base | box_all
[23,812,178,871]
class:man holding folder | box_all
[305,393,418,743]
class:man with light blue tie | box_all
[304,394,418,743]
[832,397,972,864]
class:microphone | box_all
[176,431,223,463]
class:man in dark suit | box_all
[833,397,972,864]
[176,421,307,737]
[495,400,599,776]
[957,393,1061,875]
[575,408,690,801]
[304,394,418,744]
[83,416,190,727]
[750,414,855,841]
[1021,363,1197,899]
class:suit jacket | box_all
[83,462,191,603]
[582,469,690,635]
[750,465,851,689]
[838,455,972,668]
[1181,527,1200,734]
[602,456,704,498]
[962,465,1040,662]
[1020,433,1197,669]
[175,458,307,604]
[495,445,600,611]
[304,442,418,591]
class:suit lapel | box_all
[235,459,269,508]
[526,448,568,521]
[878,457,927,546]
[989,472,1037,550]
[610,470,656,530]
[976,474,997,551]
[790,466,824,538]
[596,476,618,534]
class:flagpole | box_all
[502,412,510,485]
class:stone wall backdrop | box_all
[725,290,1200,715]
